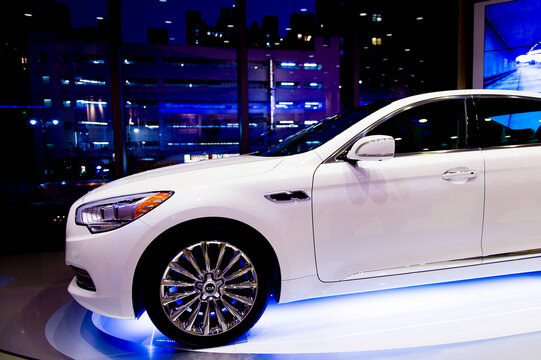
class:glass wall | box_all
[26,40,114,181]
[2,0,462,253]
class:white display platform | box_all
[46,271,541,359]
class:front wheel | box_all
[144,237,270,348]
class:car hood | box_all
[81,155,284,203]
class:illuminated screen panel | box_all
[473,0,541,92]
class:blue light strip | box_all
[0,105,50,109]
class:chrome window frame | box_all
[325,95,473,164]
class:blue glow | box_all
[279,62,299,69]
[0,105,49,109]
[306,82,322,89]
[76,100,107,107]
[157,101,269,114]
[490,110,541,129]
[304,101,323,110]
[303,62,321,70]
[277,81,300,89]
[74,77,106,86]
[89,271,541,354]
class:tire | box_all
[143,231,270,348]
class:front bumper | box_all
[66,202,165,319]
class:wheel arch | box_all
[132,217,282,318]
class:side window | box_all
[475,98,541,147]
[367,99,466,154]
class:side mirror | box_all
[347,135,395,162]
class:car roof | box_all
[388,89,541,107]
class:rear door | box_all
[474,96,541,257]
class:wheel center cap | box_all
[197,274,223,300]
[204,283,216,294]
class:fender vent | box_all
[265,190,310,202]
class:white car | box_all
[66,89,541,347]
[516,49,541,65]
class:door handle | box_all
[442,169,478,181]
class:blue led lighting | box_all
[0,105,50,109]
[87,271,541,354]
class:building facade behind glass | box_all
[28,36,339,178]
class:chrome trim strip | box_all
[392,148,480,158]
[357,153,395,158]
[341,248,541,281]
[482,248,541,264]
[343,258,481,281]
[480,142,541,151]
[474,94,541,101]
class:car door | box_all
[312,98,485,282]
[473,96,541,258]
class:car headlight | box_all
[75,191,173,233]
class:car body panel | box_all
[313,150,485,282]
[66,201,165,318]
[279,255,541,303]
[65,89,541,326]
[67,153,323,318]
[482,146,541,255]
[81,155,285,203]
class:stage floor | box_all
[3,251,541,359]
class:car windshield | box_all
[258,100,391,157]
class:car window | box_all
[475,97,541,147]
[259,100,391,157]
[366,99,466,154]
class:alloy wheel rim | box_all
[160,240,258,336]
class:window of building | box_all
[372,37,382,46]
[305,81,322,89]
[124,78,157,86]
[75,54,105,64]
[277,81,300,89]
[303,62,321,70]
[164,79,236,88]
[163,57,236,68]
[123,56,156,65]
[248,81,268,88]
[74,77,106,86]
[304,101,323,110]
[248,61,269,69]
[277,62,299,69]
